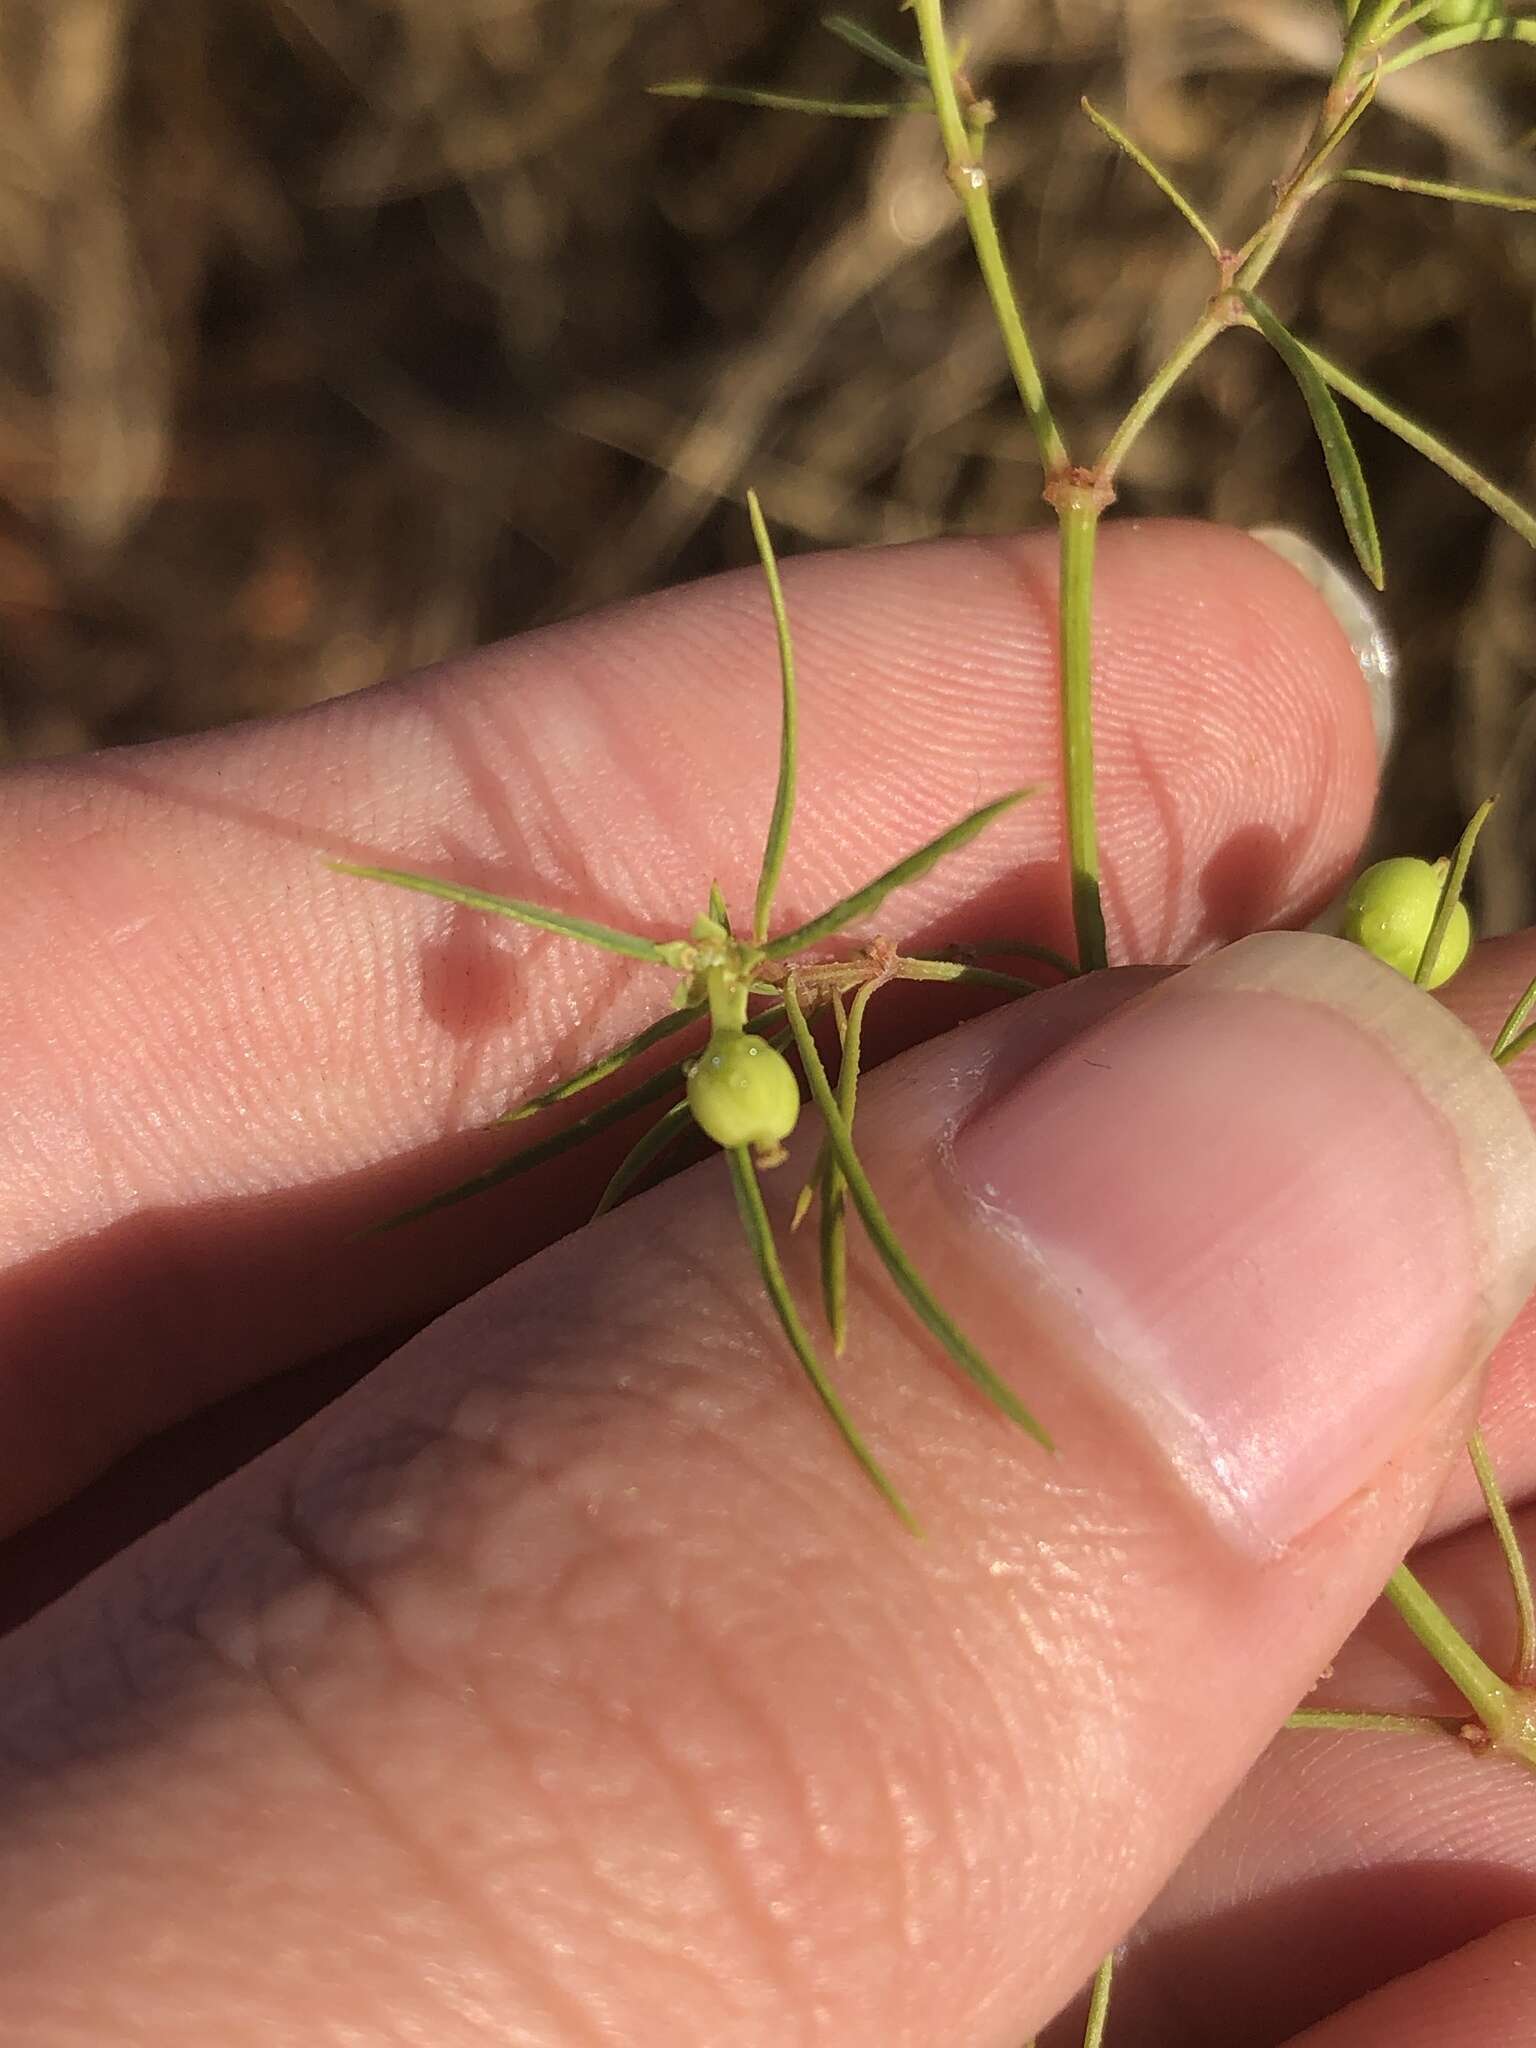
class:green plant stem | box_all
[1467,1427,1536,1686]
[1096,46,1377,484]
[910,0,1068,477]
[1096,315,1225,487]
[1383,1564,1536,1759]
[1056,489,1108,971]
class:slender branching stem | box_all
[1383,1564,1536,1765]
[1096,315,1226,487]
[1095,23,1383,485]
[910,0,1068,478]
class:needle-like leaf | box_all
[1414,797,1493,988]
[821,13,930,81]
[332,862,685,964]
[820,982,878,1351]
[1080,98,1222,258]
[1381,18,1536,74]
[784,980,1052,1444]
[500,1004,706,1123]
[748,490,799,945]
[898,957,1043,999]
[648,81,932,118]
[1300,341,1536,552]
[1467,1426,1536,1686]
[933,937,1081,977]
[362,1056,693,1232]
[726,1145,918,1529]
[761,790,1030,959]
[1338,166,1536,215]
[1492,971,1536,1065]
[1238,292,1384,590]
[1285,1708,1463,1736]
[593,1099,698,1216]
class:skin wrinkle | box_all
[266,1261,946,2031]
[243,1179,1073,2039]
[584,1612,815,2024]
[188,1499,604,2048]
[190,1633,569,2047]
[672,1568,942,1968]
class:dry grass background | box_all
[0,0,1533,919]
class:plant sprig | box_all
[343,495,1042,1518]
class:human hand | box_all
[3,522,1536,2045]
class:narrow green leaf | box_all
[362,1056,692,1232]
[500,1004,706,1123]
[784,981,1052,1444]
[1285,1708,1463,1735]
[1382,18,1536,74]
[1302,342,1536,550]
[1492,972,1536,1063]
[1083,1955,1116,2048]
[791,989,846,1236]
[648,80,932,118]
[747,490,800,945]
[332,861,682,964]
[708,880,733,935]
[726,1146,919,1529]
[820,982,878,1352]
[1238,292,1385,590]
[1414,796,1493,987]
[935,936,1081,977]
[1494,1016,1536,1069]
[761,790,1031,959]
[790,1144,829,1233]
[1080,98,1222,257]
[1339,166,1536,214]
[821,12,930,80]
[898,957,1043,999]
[1467,1425,1536,1685]
[592,1099,697,1216]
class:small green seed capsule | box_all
[1340,855,1471,989]
[1425,0,1503,25]
[687,1029,801,1155]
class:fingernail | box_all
[954,932,1536,1552]
[1248,526,1397,760]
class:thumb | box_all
[4,935,1535,2047]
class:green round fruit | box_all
[1340,855,1471,989]
[686,1029,802,1151]
[1425,0,1503,24]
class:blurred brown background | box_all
[0,0,1533,916]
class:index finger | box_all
[0,520,1379,1527]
